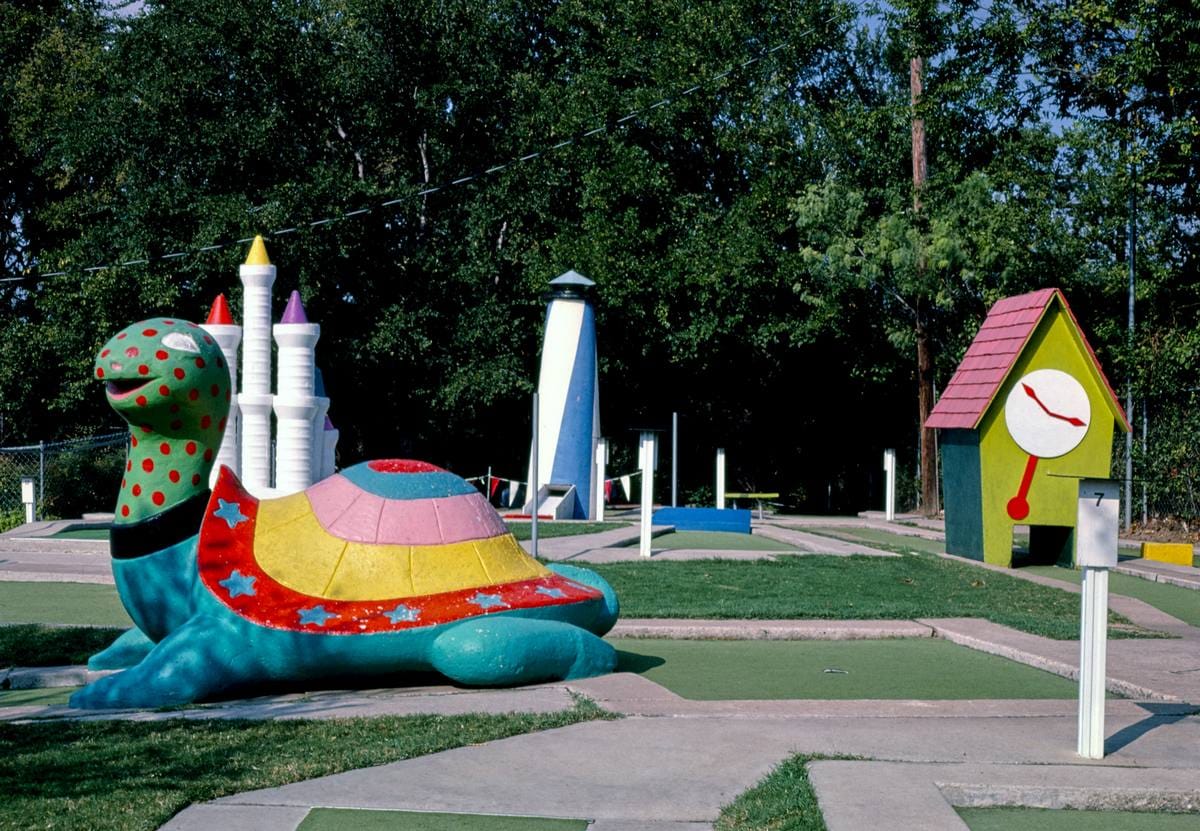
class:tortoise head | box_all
[95,318,231,439]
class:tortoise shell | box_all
[197,459,601,633]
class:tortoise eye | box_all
[161,332,200,353]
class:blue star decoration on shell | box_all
[298,605,338,627]
[468,592,508,610]
[535,586,566,599]
[383,604,420,624]
[218,569,256,598]
[213,499,249,529]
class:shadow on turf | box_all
[614,650,666,673]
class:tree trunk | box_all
[917,312,939,517]
[912,55,938,516]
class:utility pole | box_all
[912,53,939,517]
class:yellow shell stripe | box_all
[253,492,550,601]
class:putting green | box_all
[1021,565,1200,628]
[957,807,1200,830]
[650,531,796,551]
[0,582,132,626]
[297,809,587,830]
[50,529,110,540]
[609,638,1079,700]
[0,686,76,707]
[805,526,946,555]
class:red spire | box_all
[205,293,234,325]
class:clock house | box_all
[926,288,1130,567]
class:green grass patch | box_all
[957,806,1200,830]
[646,531,796,551]
[610,638,1079,699]
[716,754,828,831]
[1020,565,1200,628]
[0,624,125,667]
[0,582,131,627]
[589,553,1149,640]
[0,686,76,708]
[506,521,627,540]
[298,808,587,831]
[50,528,110,540]
[0,699,612,831]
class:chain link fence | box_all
[0,432,127,531]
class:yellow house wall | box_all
[977,305,1117,566]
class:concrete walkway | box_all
[0,536,111,584]
[6,522,1200,829]
[13,606,1189,831]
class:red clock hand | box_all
[1022,383,1086,427]
[1007,454,1038,520]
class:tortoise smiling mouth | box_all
[106,378,154,399]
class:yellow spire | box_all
[244,235,271,266]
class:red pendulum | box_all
[1007,454,1039,520]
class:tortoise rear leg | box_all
[86,627,155,671]
[70,615,253,709]
[430,616,616,686]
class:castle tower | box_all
[311,368,333,480]
[238,235,276,492]
[272,290,320,495]
[524,270,600,519]
[201,293,242,486]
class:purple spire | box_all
[324,415,335,430]
[280,290,309,324]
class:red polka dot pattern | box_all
[152,491,165,506]
[142,458,154,473]
[174,368,186,380]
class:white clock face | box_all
[1003,369,1091,458]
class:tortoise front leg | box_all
[70,615,254,709]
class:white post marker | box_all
[883,448,897,521]
[716,448,726,510]
[639,430,658,558]
[531,393,539,560]
[671,411,678,507]
[594,437,607,522]
[1075,477,1120,759]
[20,476,34,524]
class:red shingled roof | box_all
[926,288,1129,431]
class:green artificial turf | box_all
[0,686,75,707]
[802,526,948,555]
[0,582,132,627]
[1020,565,1200,628]
[716,754,828,831]
[957,807,1200,830]
[0,700,612,831]
[610,638,1079,700]
[50,529,110,540]
[506,521,627,540]
[590,553,1148,640]
[0,624,126,667]
[647,531,796,551]
[298,809,587,831]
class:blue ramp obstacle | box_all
[652,507,751,534]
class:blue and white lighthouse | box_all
[524,270,600,519]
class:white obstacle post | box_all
[883,448,897,521]
[671,411,678,507]
[1076,477,1120,759]
[594,437,607,522]
[531,393,539,560]
[20,477,34,524]
[716,448,726,510]
[639,430,658,558]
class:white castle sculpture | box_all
[200,235,339,497]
